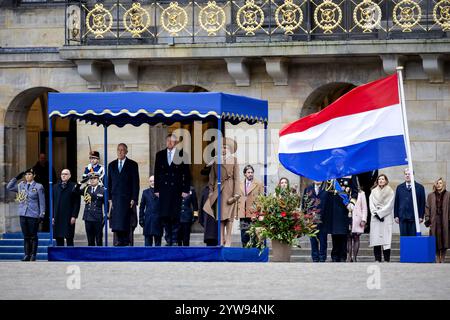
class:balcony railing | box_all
[64,0,450,45]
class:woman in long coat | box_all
[203,138,240,247]
[348,189,367,262]
[369,174,395,262]
[425,178,449,263]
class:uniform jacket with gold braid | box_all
[75,184,105,223]
[325,176,358,235]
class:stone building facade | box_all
[0,1,449,234]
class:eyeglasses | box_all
[61,173,70,176]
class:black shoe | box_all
[30,255,36,261]
[21,255,31,262]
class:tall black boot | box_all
[22,238,31,261]
[383,249,391,262]
[30,237,38,261]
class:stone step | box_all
[2,233,51,240]
[0,246,48,253]
[0,253,47,261]
[287,256,401,262]
[0,239,54,246]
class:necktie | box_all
[27,184,30,191]
[168,150,172,165]
[119,160,123,173]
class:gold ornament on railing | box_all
[353,0,382,32]
[236,0,265,35]
[314,0,343,34]
[85,4,114,38]
[275,0,304,35]
[123,3,151,38]
[15,189,27,204]
[433,0,450,31]
[392,0,422,32]
[161,2,188,36]
[198,1,226,36]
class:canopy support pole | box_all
[48,117,54,246]
[217,117,222,247]
[397,67,421,236]
[103,125,109,246]
[264,121,268,195]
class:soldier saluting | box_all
[6,168,45,261]
[325,176,358,262]
[75,172,105,246]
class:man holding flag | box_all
[279,69,429,262]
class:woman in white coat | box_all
[369,174,395,262]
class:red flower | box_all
[281,211,287,217]
[294,225,302,232]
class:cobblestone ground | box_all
[0,262,449,300]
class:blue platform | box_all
[48,246,269,262]
[400,236,436,263]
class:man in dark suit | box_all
[53,169,80,246]
[154,134,190,246]
[108,143,140,246]
[394,168,425,236]
[302,181,330,262]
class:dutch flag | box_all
[278,74,408,181]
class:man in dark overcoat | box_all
[108,143,140,246]
[302,180,330,262]
[154,134,190,246]
[326,175,358,262]
[394,168,425,236]
[53,169,80,246]
[139,175,163,246]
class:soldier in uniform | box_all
[75,172,105,246]
[82,151,105,185]
[6,168,45,261]
[325,176,358,262]
[178,185,199,246]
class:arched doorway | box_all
[3,87,77,232]
[163,85,215,195]
[147,85,214,235]
[299,83,356,193]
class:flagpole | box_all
[396,67,421,236]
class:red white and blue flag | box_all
[278,74,408,181]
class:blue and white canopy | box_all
[48,91,268,126]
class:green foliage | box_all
[246,186,319,252]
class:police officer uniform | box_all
[325,176,358,262]
[6,168,45,261]
[75,172,105,246]
[178,186,199,246]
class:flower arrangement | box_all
[246,186,320,252]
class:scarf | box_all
[371,185,394,209]
[435,189,446,216]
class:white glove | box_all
[346,203,355,212]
